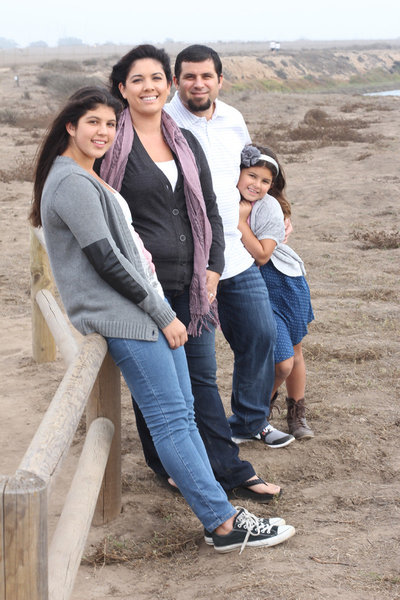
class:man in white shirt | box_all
[165,45,294,447]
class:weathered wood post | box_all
[1,471,48,600]
[0,476,7,600]
[35,289,79,367]
[30,228,56,363]
[86,352,121,525]
[48,417,114,600]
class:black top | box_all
[120,127,225,292]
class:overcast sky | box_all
[2,0,400,47]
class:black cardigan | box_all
[119,127,225,292]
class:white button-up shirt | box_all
[165,92,254,280]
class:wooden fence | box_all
[0,228,122,600]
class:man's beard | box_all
[187,98,212,113]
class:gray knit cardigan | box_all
[41,156,176,341]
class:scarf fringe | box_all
[187,301,220,337]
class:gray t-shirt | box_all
[250,194,306,277]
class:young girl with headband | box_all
[29,87,295,554]
[237,144,314,440]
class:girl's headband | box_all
[240,145,280,175]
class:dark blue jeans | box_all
[132,287,255,491]
[217,264,277,438]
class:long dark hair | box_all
[30,86,122,228]
[241,144,291,218]
[110,44,172,106]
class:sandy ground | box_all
[0,51,399,599]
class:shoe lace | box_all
[235,507,273,554]
[262,424,275,435]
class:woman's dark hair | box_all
[241,144,291,218]
[174,44,223,81]
[29,86,122,228]
[110,44,172,106]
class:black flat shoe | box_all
[228,477,283,504]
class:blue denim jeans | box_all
[132,288,255,490]
[107,335,235,531]
[217,264,277,438]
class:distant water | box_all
[364,90,400,96]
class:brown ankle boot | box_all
[286,397,314,439]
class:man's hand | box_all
[162,318,188,349]
[206,269,220,304]
[283,218,293,244]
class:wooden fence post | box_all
[86,352,121,525]
[48,418,114,600]
[30,229,56,363]
[1,476,7,600]
[1,471,48,600]
[35,289,79,367]
[19,335,107,490]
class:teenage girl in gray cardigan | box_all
[29,86,294,553]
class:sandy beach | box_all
[0,43,399,599]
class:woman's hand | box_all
[162,318,188,349]
[239,200,253,222]
[206,269,220,304]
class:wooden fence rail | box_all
[0,228,122,600]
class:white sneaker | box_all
[255,424,295,448]
[232,424,295,448]
[209,508,295,554]
[204,515,286,545]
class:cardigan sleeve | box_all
[181,129,225,275]
[50,173,176,330]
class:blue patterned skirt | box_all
[260,261,314,363]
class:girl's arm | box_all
[238,200,277,266]
[239,196,286,265]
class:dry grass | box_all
[338,288,398,302]
[288,109,375,144]
[82,530,200,566]
[351,229,400,249]
[356,152,373,161]
[254,108,382,155]
[0,108,52,130]
[36,72,105,99]
[0,109,17,126]
[17,113,53,130]
[340,102,371,113]
[40,59,83,72]
[83,503,200,566]
[303,342,384,363]
[340,101,394,113]
[0,156,35,183]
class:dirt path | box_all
[0,54,399,599]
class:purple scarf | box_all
[100,107,219,336]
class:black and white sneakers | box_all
[232,424,295,448]
[205,507,295,554]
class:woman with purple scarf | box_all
[100,45,283,503]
